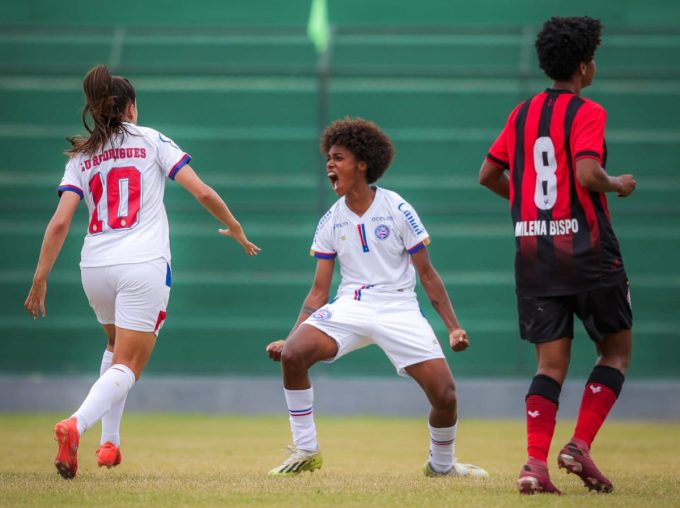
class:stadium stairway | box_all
[1,24,678,378]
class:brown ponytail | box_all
[67,64,136,156]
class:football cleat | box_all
[558,441,613,493]
[268,446,323,476]
[517,457,561,495]
[423,461,489,478]
[54,417,80,480]
[96,442,122,468]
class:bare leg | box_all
[595,328,632,373]
[534,337,571,384]
[75,326,155,431]
[275,324,338,456]
[103,323,115,352]
[281,324,339,389]
[407,358,463,474]
[406,358,457,427]
[112,327,157,380]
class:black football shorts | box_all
[517,278,633,343]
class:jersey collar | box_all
[341,186,384,221]
[546,88,576,95]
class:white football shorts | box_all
[302,291,445,376]
[81,257,171,335]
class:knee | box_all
[431,383,457,412]
[281,344,312,373]
[598,328,632,373]
[539,352,570,371]
[537,358,569,385]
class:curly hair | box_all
[535,16,602,81]
[321,117,394,184]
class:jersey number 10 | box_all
[88,167,141,234]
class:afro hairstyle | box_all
[535,16,602,81]
[321,117,394,184]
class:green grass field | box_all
[1,414,678,507]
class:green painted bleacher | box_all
[1,1,679,379]
[0,77,318,126]
[331,33,680,77]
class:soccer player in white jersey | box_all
[24,64,260,479]
[266,117,488,478]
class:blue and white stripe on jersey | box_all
[56,184,84,199]
[407,238,431,254]
[311,249,337,259]
[168,153,191,180]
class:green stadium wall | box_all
[1,1,678,379]
[3,0,678,27]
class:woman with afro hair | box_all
[479,17,636,495]
[266,117,488,479]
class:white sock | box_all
[99,349,126,446]
[284,387,318,453]
[428,422,457,473]
[73,364,135,436]
[100,349,113,375]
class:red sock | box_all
[573,382,617,448]
[526,394,558,462]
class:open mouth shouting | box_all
[328,171,339,192]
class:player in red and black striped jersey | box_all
[479,17,636,495]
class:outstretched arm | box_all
[25,192,80,319]
[266,258,335,361]
[411,247,469,352]
[576,158,636,197]
[479,159,510,200]
[174,164,261,256]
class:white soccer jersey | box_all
[57,122,190,267]
[311,187,430,299]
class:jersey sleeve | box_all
[155,130,192,180]
[486,104,523,170]
[572,103,606,165]
[56,159,84,199]
[486,126,510,169]
[310,210,336,259]
[397,200,430,254]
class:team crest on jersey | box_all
[311,308,332,320]
[374,224,390,240]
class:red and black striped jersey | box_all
[486,89,626,296]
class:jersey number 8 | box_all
[88,166,141,234]
[533,136,558,210]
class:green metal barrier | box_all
[1,6,678,377]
